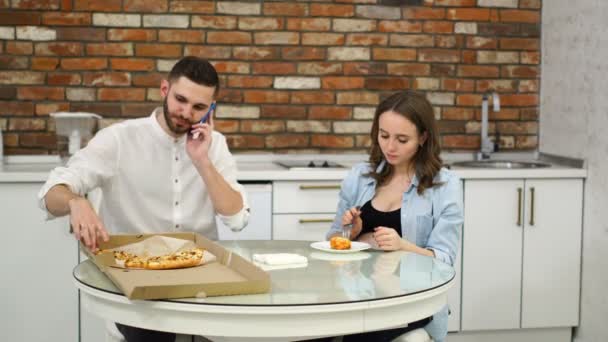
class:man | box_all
[38,56,249,342]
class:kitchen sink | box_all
[450,160,551,169]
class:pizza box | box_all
[82,232,270,300]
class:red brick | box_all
[244,90,290,104]
[321,77,365,90]
[48,73,81,85]
[98,88,145,101]
[17,87,64,100]
[442,135,479,149]
[387,63,430,76]
[343,62,386,75]
[435,0,476,5]
[292,91,334,104]
[447,8,490,21]
[423,21,454,33]
[132,73,164,87]
[462,50,476,64]
[515,136,537,149]
[212,61,250,74]
[83,72,131,86]
[214,120,239,133]
[136,44,182,57]
[347,33,388,46]
[159,30,205,43]
[20,133,57,148]
[431,64,456,77]
[255,32,299,45]
[287,18,330,31]
[0,56,28,69]
[298,62,342,75]
[71,103,122,116]
[458,65,499,78]
[500,10,539,23]
[3,133,19,147]
[74,0,121,11]
[337,91,378,105]
[124,0,167,12]
[466,36,497,49]
[0,11,40,24]
[265,134,308,148]
[87,43,133,56]
[502,65,539,78]
[490,9,500,22]
[9,119,46,131]
[500,38,539,50]
[42,12,90,25]
[61,58,107,70]
[108,29,157,41]
[500,94,538,106]
[365,77,410,90]
[217,89,243,104]
[207,31,252,44]
[518,80,539,92]
[226,135,265,149]
[373,48,416,61]
[170,1,214,13]
[192,15,236,29]
[253,62,296,75]
[378,20,422,33]
[456,94,482,106]
[61,0,71,10]
[6,42,33,55]
[241,120,285,133]
[261,105,307,119]
[282,47,325,60]
[56,28,105,41]
[521,51,540,64]
[239,17,284,30]
[476,108,520,120]
[233,47,280,60]
[308,106,352,120]
[442,107,475,120]
[36,102,69,115]
[310,4,354,17]
[418,49,460,63]
[442,78,475,92]
[403,7,445,20]
[0,101,34,115]
[0,71,45,85]
[12,0,60,9]
[0,87,16,99]
[476,79,517,92]
[520,108,538,120]
[520,0,541,9]
[110,58,155,71]
[35,42,82,56]
[302,33,344,45]
[184,45,231,59]
[228,76,273,88]
[311,135,354,148]
[263,2,308,16]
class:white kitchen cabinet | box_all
[447,180,464,332]
[461,179,582,331]
[0,183,78,342]
[273,213,336,241]
[217,183,272,241]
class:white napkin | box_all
[252,253,308,266]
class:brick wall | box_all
[0,0,541,154]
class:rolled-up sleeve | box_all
[37,127,118,219]
[426,174,463,266]
[210,134,250,232]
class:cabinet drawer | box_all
[273,214,336,241]
[273,181,341,214]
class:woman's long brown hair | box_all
[367,90,443,195]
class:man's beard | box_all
[163,97,190,135]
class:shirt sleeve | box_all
[209,133,250,232]
[426,173,464,266]
[37,127,119,219]
[326,166,360,240]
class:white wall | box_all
[541,1,608,341]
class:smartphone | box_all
[200,102,216,124]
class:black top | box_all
[359,200,402,237]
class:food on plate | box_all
[330,236,351,250]
[96,248,205,270]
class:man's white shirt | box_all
[38,108,249,239]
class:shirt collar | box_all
[150,107,187,146]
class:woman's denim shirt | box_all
[326,161,463,341]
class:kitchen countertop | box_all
[0,152,587,183]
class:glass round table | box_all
[74,240,455,341]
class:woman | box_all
[326,90,463,342]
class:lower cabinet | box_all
[217,182,272,241]
[0,182,78,342]
[461,178,583,331]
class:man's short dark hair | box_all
[168,56,220,97]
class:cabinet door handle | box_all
[299,218,334,224]
[529,187,535,226]
[299,185,341,190]
[517,187,523,226]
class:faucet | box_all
[478,91,500,160]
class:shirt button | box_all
[175,156,179,161]
[175,224,180,229]
[175,201,179,206]
[174,179,178,183]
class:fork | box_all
[342,206,361,239]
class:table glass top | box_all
[74,240,454,306]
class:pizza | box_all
[97,247,205,270]
[330,236,351,250]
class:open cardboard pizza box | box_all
[82,232,270,300]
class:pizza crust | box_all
[96,247,205,270]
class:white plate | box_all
[310,241,371,254]
[309,251,371,261]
